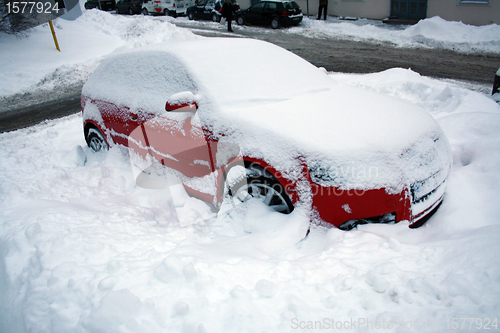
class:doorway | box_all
[391,0,427,20]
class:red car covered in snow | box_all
[82,38,451,229]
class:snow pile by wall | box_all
[286,16,500,54]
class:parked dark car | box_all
[84,0,116,10]
[493,67,500,103]
[115,0,143,14]
[187,0,239,22]
[236,0,302,29]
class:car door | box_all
[245,1,266,25]
[193,0,207,18]
[116,0,129,12]
[120,54,213,179]
[131,110,214,178]
[202,0,215,19]
[262,1,277,24]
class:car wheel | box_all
[142,7,148,15]
[86,128,108,153]
[236,15,244,25]
[226,168,293,214]
[212,13,219,22]
[128,7,133,14]
[187,11,194,20]
[115,6,120,13]
[270,17,280,29]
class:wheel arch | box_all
[83,121,109,147]
[216,157,299,206]
[270,15,281,28]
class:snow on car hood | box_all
[202,85,452,193]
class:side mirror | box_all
[165,91,198,112]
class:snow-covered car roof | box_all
[83,38,451,192]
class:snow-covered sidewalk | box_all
[286,16,500,54]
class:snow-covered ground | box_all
[1,7,500,333]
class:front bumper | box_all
[310,179,447,229]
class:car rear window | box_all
[283,1,299,9]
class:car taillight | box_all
[237,5,240,9]
[280,11,287,16]
[132,2,136,6]
[219,7,222,12]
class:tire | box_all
[227,170,293,214]
[187,11,194,20]
[270,17,280,29]
[86,128,108,153]
[115,6,120,13]
[212,13,219,22]
[236,15,244,25]
[142,7,148,15]
[128,7,133,15]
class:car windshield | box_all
[166,38,333,109]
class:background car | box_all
[493,66,500,103]
[115,0,143,14]
[187,0,239,22]
[142,0,194,16]
[236,0,302,29]
[82,38,451,230]
[84,0,116,10]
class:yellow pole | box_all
[48,20,61,52]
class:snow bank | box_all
[1,68,500,332]
[285,16,500,54]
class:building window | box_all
[458,0,490,5]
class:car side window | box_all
[265,2,277,11]
[85,52,198,116]
[251,2,265,11]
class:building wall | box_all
[328,0,390,19]
[428,0,500,25]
